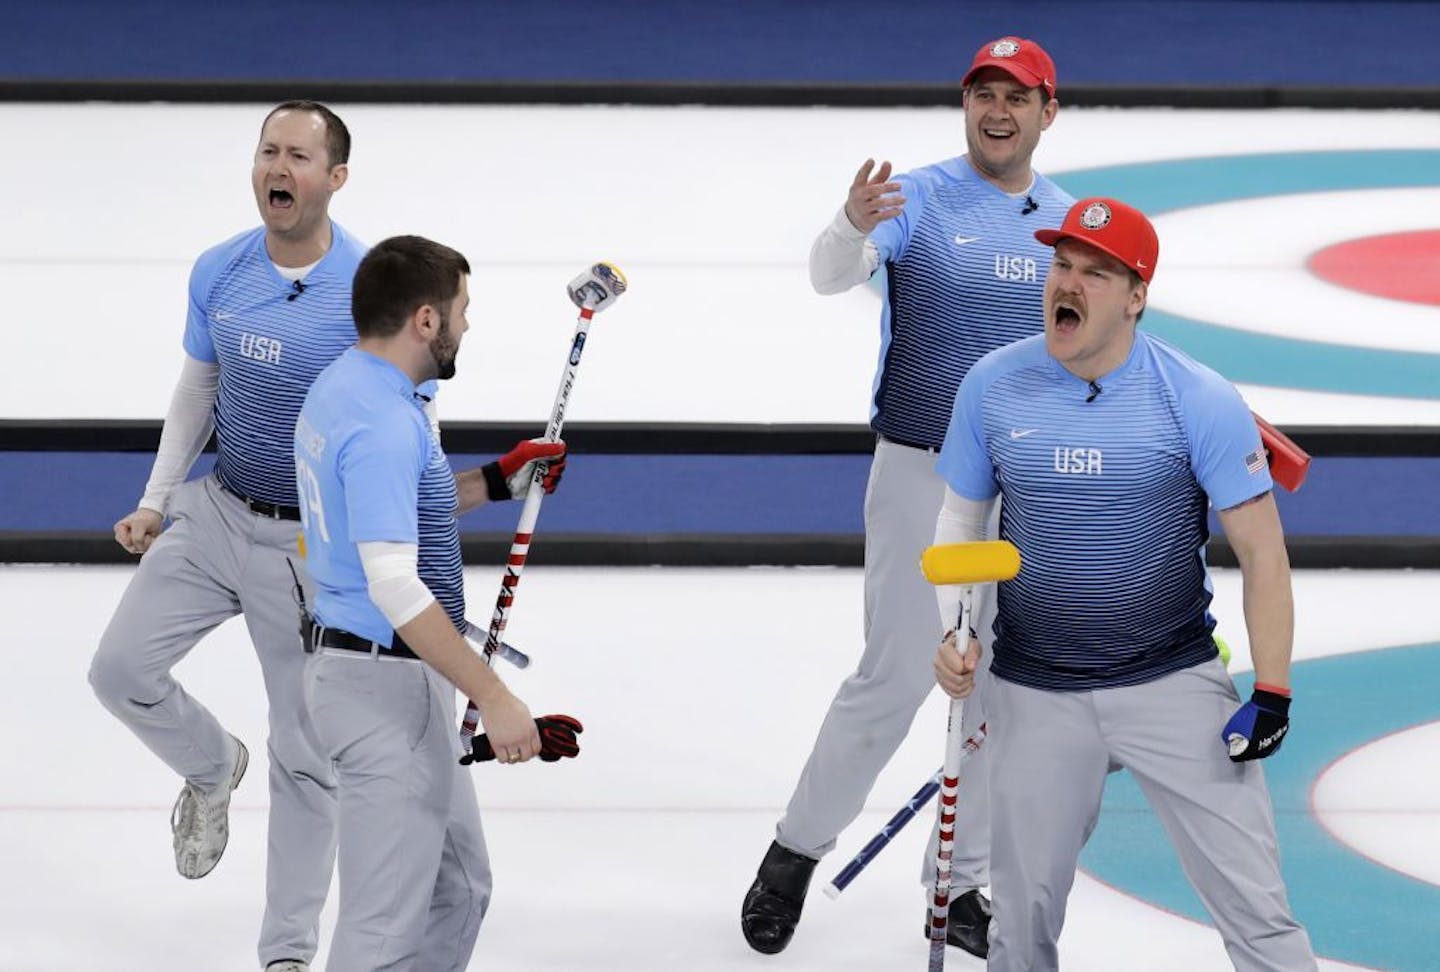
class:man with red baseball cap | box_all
[931,196,1318,970]
[963,35,1056,100]
[1035,196,1158,280]
[1035,197,1161,377]
[741,35,1073,960]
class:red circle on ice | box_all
[1306,230,1440,306]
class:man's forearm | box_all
[809,207,880,294]
[139,355,219,514]
[453,468,492,515]
[1240,549,1295,688]
[397,601,508,707]
[932,487,995,633]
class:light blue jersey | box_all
[295,349,464,648]
[869,159,1072,448]
[937,332,1272,691]
[184,222,367,506]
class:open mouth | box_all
[1053,304,1082,333]
[268,188,295,209]
[982,127,1015,140]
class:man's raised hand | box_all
[844,158,906,233]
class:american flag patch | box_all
[1244,448,1267,475]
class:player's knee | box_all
[267,729,332,782]
[88,639,157,708]
[472,879,493,926]
[88,642,122,703]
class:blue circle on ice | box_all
[1051,150,1440,399]
[1081,642,1440,971]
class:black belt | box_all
[218,479,302,521]
[308,621,420,660]
[878,434,941,454]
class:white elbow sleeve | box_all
[809,207,880,294]
[932,488,996,632]
[933,487,991,547]
[358,542,436,629]
[139,355,220,515]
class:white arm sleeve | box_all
[138,355,220,515]
[809,206,881,295]
[933,487,997,633]
[357,541,437,630]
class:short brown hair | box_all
[261,100,351,166]
[352,236,471,339]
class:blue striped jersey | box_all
[295,349,464,647]
[936,332,1273,691]
[183,222,367,506]
[869,159,1072,448]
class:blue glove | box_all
[1222,686,1291,762]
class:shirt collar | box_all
[1047,329,1145,391]
[347,347,421,401]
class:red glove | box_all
[481,439,567,501]
[461,714,584,765]
[535,714,584,761]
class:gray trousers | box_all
[305,651,490,972]
[778,437,992,891]
[88,475,337,967]
[987,658,1316,972]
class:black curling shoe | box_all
[922,887,992,958]
[741,841,818,954]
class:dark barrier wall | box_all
[5,451,1439,538]
[5,1,1440,87]
[5,427,1438,567]
[5,3,1437,565]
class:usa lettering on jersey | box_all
[993,254,1039,282]
[239,331,283,364]
[1054,446,1103,475]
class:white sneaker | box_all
[171,736,249,879]
[265,962,310,972]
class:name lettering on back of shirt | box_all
[239,332,283,364]
[994,254,1039,282]
[296,415,326,462]
[1054,446,1103,476]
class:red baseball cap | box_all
[962,36,1056,99]
[1035,198,1160,282]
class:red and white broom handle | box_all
[927,588,975,971]
[459,306,594,743]
[459,262,626,746]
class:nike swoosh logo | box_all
[1009,428,1039,439]
[213,311,234,321]
[954,235,981,246]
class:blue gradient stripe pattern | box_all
[417,425,467,629]
[979,345,1217,690]
[187,223,367,506]
[870,161,1072,446]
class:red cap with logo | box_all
[962,36,1057,99]
[1035,198,1160,282]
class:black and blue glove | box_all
[1221,685,1291,762]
